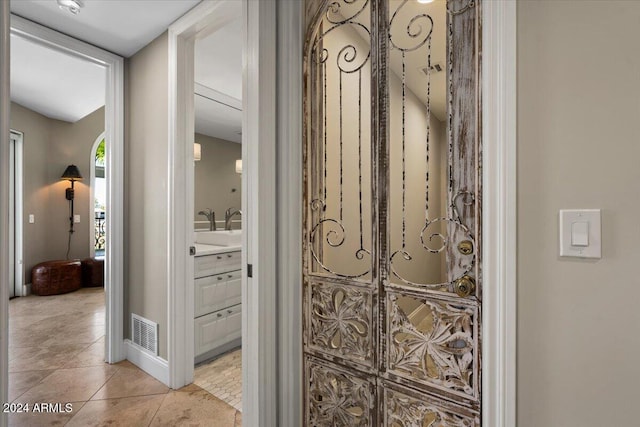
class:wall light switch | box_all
[74,214,81,224]
[28,214,35,224]
[571,221,589,246]
[560,209,601,258]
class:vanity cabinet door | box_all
[223,271,242,308]
[224,304,242,343]
[195,274,226,317]
[195,310,226,356]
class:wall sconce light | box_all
[235,159,242,174]
[194,143,201,162]
[61,164,82,241]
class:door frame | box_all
[0,1,9,422]
[9,130,23,298]
[2,14,125,369]
[481,2,517,425]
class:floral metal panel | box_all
[303,0,482,425]
[385,291,478,401]
[306,357,376,426]
[382,382,479,427]
[305,279,375,368]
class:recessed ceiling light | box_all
[57,0,83,15]
[417,0,435,4]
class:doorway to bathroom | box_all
[166,1,286,424]
[191,5,244,411]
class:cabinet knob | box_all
[228,275,233,278]
[217,313,223,318]
[227,310,233,314]
[217,276,223,281]
[227,254,233,258]
[217,256,222,260]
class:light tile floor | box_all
[194,349,242,411]
[8,288,242,426]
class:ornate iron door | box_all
[303,0,481,425]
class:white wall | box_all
[518,2,640,425]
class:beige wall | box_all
[49,107,105,261]
[194,133,241,230]
[518,2,640,425]
[125,32,169,359]
[9,102,104,280]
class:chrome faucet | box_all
[224,207,242,230]
[198,209,216,231]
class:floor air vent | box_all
[131,314,158,355]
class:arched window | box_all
[90,132,106,258]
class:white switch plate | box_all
[559,209,601,258]
[28,214,35,224]
[74,214,81,224]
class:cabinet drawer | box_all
[224,304,241,342]
[194,310,227,356]
[223,271,241,309]
[195,274,226,317]
[215,251,241,273]
[194,251,241,278]
[194,304,242,357]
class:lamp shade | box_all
[61,164,83,181]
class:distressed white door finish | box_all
[303,0,483,425]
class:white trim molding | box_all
[125,340,169,386]
[9,130,24,298]
[242,0,278,424]
[482,1,517,426]
[1,2,11,425]
[275,1,303,425]
[8,15,126,364]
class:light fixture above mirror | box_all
[57,0,83,15]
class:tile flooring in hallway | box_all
[8,288,242,426]
[194,349,242,411]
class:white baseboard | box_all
[22,283,30,296]
[124,339,169,386]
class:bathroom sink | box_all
[195,230,242,247]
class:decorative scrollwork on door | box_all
[306,0,373,280]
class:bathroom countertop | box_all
[194,243,242,257]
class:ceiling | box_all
[11,33,105,122]
[8,0,242,135]
[10,0,201,57]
